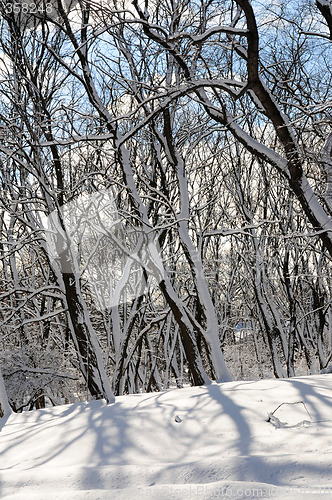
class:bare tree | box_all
[1,0,332,411]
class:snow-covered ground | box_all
[1,375,332,499]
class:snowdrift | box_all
[1,375,332,499]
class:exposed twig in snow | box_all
[265,401,328,429]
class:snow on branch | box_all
[9,366,78,380]
[116,79,248,148]
[168,26,249,43]
[203,220,279,238]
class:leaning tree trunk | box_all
[62,272,115,403]
[40,207,115,403]
[158,277,211,386]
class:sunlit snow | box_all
[1,375,332,499]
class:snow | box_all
[1,375,332,499]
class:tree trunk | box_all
[0,366,12,418]
[159,278,210,386]
[63,273,115,403]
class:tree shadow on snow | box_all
[1,377,332,495]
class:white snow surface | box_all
[1,375,332,499]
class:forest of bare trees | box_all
[0,0,332,415]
